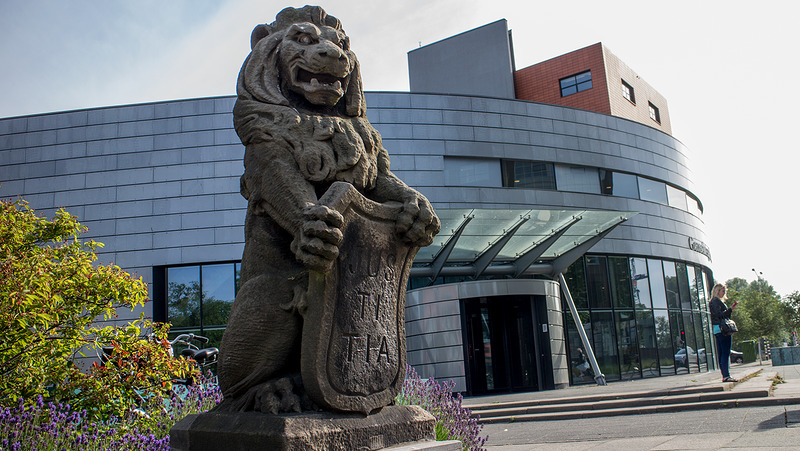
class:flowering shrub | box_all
[0,199,196,420]
[396,365,488,451]
[0,376,222,450]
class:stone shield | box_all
[301,182,417,414]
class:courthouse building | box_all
[0,20,714,395]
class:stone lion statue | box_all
[216,6,440,413]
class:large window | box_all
[560,70,592,97]
[638,177,668,204]
[563,255,714,385]
[600,170,639,198]
[163,262,240,348]
[501,160,556,189]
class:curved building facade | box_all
[0,22,715,397]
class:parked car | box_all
[674,347,707,366]
[730,350,744,363]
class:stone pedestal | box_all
[170,405,436,451]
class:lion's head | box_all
[237,5,364,116]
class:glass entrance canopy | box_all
[409,208,637,282]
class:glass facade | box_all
[163,262,240,348]
[563,254,715,384]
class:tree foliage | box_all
[725,277,787,343]
[0,199,196,420]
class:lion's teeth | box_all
[310,78,321,87]
[332,80,342,90]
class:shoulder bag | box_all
[721,318,738,336]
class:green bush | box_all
[0,199,196,421]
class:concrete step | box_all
[470,368,792,423]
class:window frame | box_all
[648,102,661,123]
[559,70,593,97]
[621,79,636,104]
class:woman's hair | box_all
[711,283,727,300]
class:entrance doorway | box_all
[463,296,541,395]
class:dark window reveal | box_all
[560,70,592,97]
[649,102,661,123]
[621,79,635,104]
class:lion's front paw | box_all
[396,193,440,247]
[290,204,344,271]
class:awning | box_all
[409,208,637,283]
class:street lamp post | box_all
[752,268,764,363]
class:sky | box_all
[1,0,798,296]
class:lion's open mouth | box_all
[296,68,344,92]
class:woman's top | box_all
[709,296,733,334]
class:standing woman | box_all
[709,283,739,382]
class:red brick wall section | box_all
[514,43,611,115]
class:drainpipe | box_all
[558,273,606,386]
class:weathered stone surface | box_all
[170,405,436,451]
[301,182,414,414]
[214,4,440,415]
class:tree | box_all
[725,277,786,344]
[0,199,196,420]
[782,291,800,345]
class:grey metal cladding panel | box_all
[84,200,153,221]
[180,243,243,265]
[86,136,155,156]
[409,95,472,111]
[154,163,214,182]
[116,181,181,202]
[54,187,116,208]
[181,115,218,132]
[214,193,247,211]
[180,209,244,230]
[405,299,460,322]
[388,154,414,170]
[364,92,412,109]
[214,226,244,244]
[87,104,155,125]
[117,214,182,235]
[0,117,30,135]
[118,149,181,169]
[391,170,442,187]
[213,160,244,177]
[24,174,85,194]
[407,346,464,365]
[153,195,215,215]
[151,118,182,135]
[473,127,529,145]
[214,97,236,113]
[440,110,497,128]
[111,233,155,253]
[406,315,461,337]
[0,180,24,197]
[18,160,56,178]
[499,114,554,133]
[180,177,239,196]
[411,124,473,141]
[154,99,215,119]
[373,108,444,125]
[412,363,466,383]
[413,155,444,171]
[382,139,445,156]
[406,330,463,351]
[55,155,117,175]
[153,229,215,249]
[214,129,240,146]
[24,130,59,147]
[153,131,215,150]
[86,167,153,188]
[374,124,414,140]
